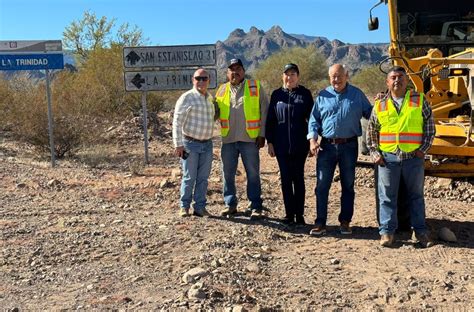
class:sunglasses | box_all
[194,76,209,82]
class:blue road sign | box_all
[0,53,64,71]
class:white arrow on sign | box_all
[124,68,218,91]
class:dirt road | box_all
[0,133,473,310]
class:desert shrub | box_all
[0,75,16,130]
[254,45,327,94]
[0,74,94,158]
[0,47,174,158]
[0,11,174,159]
[55,46,126,118]
[351,65,387,99]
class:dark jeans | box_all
[315,139,358,225]
[276,153,308,219]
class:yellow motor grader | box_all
[369,0,474,178]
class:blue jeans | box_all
[315,140,358,225]
[378,152,427,235]
[180,138,213,212]
[221,141,263,210]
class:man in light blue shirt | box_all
[307,64,372,236]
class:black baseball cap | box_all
[283,63,299,74]
[228,58,244,69]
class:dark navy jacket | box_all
[265,85,314,155]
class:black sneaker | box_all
[309,224,326,236]
[250,209,263,220]
[295,216,306,226]
[339,221,352,235]
[280,216,295,225]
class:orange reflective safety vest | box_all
[374,90,424,153]
[215,79,261,138]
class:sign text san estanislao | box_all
[122,44,217,164]
[0,40,64,167]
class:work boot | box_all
[193,208,211,217]
[380,234,394,247]
[415,233,434,248]
[339,221,352,235]
[179,208,189,217]
[220,205,237,216]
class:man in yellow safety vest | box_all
[215,58,268,220]
[366,66,436,248]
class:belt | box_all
[183,135,211,143]
[321,136,357,144]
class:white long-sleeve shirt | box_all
[172,88,215,147]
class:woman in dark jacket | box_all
[265,63,314,225]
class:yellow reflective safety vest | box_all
[215,79,261,138]
[374,90,424,153]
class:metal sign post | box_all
[141,91,149,164]
[122,44,217,165]
[45,69,56,167]
[0,40,64,167]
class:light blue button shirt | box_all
[307,84,372,140]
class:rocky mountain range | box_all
[2,26,388,81]
[216,25,388,74]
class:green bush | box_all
[351,65,387,99]
[254,45,327,94]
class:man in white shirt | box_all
[172,68,215,217]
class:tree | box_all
[350,65,387,98]
[254,45,327,94]
[63,11,148,63]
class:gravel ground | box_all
[0,124,473,311]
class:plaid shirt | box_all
[366,94,435,160]
[172,88,215,147]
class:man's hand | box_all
[175,146,184,158]
[256,136,265,149]
[415,150,425,159]
[309,138,320,156]
[373,153,385,166]
[267,143,275,157]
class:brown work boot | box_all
[179,208,189,217]
[193,208,211,217]
[380,234,394,247]
[415,233,434,248]
[220,205,237,216]
[339,221,352,235]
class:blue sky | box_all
[0,0,389,45]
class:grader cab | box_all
[369,0,474,177]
